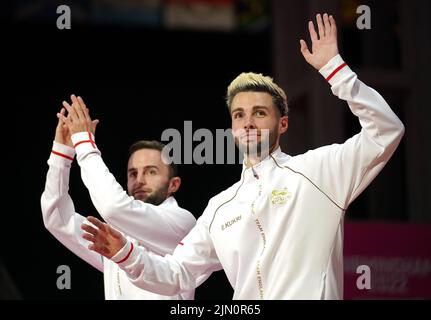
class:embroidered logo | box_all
[221,215,242,231]
[269,188,291,205]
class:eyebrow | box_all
[231,105,270,114]
[127,165,159,173]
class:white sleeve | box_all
[40,141,103,272]
[70,133,196,255]
[300,54,405,209]
[111,214,223,296]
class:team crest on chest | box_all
[269,188,291,205]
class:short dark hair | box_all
[128,140,178,178]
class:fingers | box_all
[86,216,107,232]
[81,223,99,237]
[308,20,318,42]
[81,101,92,125]
[57,108,72,128]
[323,13,331,36]
[308,13,335,43]
[82,232,97,243]
[62,100,78,125]
[299,39,311,60]
[77,96,86,109]
[316,14,325,39]
[71,94,86,121]
[81,223,110,246]
[77,96,92,121]
[82,233,109,251]
[329,15,337,36]
[62,100,72,115]
[91,119,99,134]
[56,108,66,126]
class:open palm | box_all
[300,13,339,70]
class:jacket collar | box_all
[241,146,284,172]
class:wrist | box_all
[71,131,97,149]
[49,141,75,164]
[112,240,134,264]
[318,54,351,84]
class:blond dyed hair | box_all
[226,72,288,116]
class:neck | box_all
[244,143,279,167]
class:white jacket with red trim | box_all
[41,142,196,300]
[109,54,405,299]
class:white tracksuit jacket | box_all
[41,141,196,299]
[105,54,404,299]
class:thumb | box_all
[91,119,99,134]
[299,39,312,61]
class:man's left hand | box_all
[300,13,339,70]
[82,216,127,259]
[59,94,97,134]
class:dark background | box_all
[1,0,430,300]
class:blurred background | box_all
[1,0,430,300]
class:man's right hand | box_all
[54,108,73,147]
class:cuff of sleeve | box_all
[71,132,98,155]
[319,54,352,85]
[49,141,75,165]
[112,240,136,265]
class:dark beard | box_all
[144,184,170,206]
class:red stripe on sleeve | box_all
[325,62,347,82]
[73,140,93,148]
[51,150,74,161]
[116,243,134,264]
[88,132,96,149]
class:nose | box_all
[136,172,147,185]
[243,114,256,130]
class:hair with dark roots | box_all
[226,72,288,117]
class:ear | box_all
[279,116,288,135]
[168,177,181,195]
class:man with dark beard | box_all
[80,13,404,299]
[41,102,196,299]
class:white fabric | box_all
[113,54,404,299]
[41,141,196,300]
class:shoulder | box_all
[160,197,197,224]
[285,142,344,167]
[200,178,244,218]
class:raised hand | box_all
[54,108,73,147]
[300,13,339,70]
[58,94,99,135]
[81,216,126,259]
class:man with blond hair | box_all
[76,13,404,299]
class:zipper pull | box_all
[245,158,259,179]
[252,167,259,179]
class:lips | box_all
[133,189,151,197]
[241,134,260,138]
[240,133,261,142]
